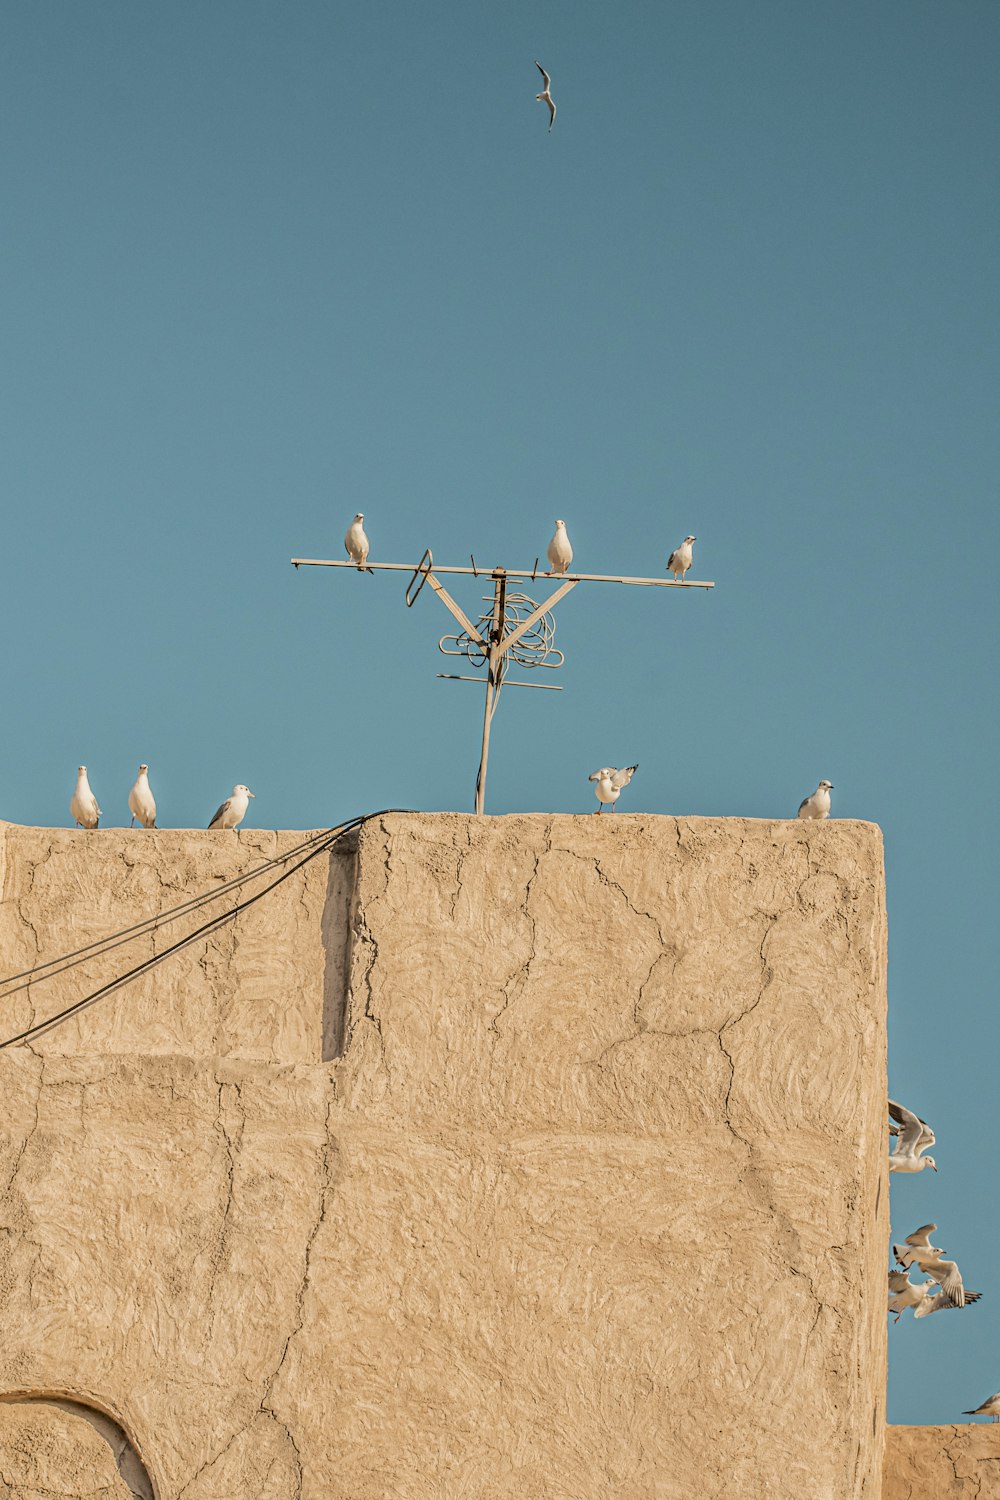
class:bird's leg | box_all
[130,815,136,828]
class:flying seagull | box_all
[589,764,638,814]
[887,1268,934,1323]
[914,1286,982,1319]
[546,519,573,575]
[208,784,255,831]
[922,1256,973,1310]
[128,764,157,829]
[667,536,696,582]
[797,780,834,820]
[893,1223,946,1271]
[535,62,556,131]
[963,1391,1000,1422]
[345,513,373,573]
[71,766,101,829]
[888,1099,937,1174]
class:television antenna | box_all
[292,551,714,813]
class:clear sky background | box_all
[2,0,998,1426]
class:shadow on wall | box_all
[0,1393,156,1500]
[321,836,359,1061]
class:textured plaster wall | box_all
[0,814,887,1500]
[883,1425,1000,1497]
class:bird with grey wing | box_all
[666,536,696,582]
[963,1391,1000,1422]
[534,62,555,130]
[797,780,834,819]
[589,765,638,814]
[208,784,255,831]
[888,1099,937,1174]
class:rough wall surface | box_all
[883,1425,1000,1497]
[0,1402,131,1498]
[0,815,887,1500]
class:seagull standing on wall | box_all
[797,780,834,820]
[589,765,638,813]
[666,536,696,582]
[345,513,373,573]
[128,764,157,828]
[535,62,556,130]
[71,766,101,829]
[888,1099,937,1174]
[963,1392,1000,1422]
[546,519,573,575]
[208,785,255,831]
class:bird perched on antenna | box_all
[666,536,696,582]
[345,513,373,573]
[546,519,573,575]
[797,780,834,820]
[208,784,255,831]
[71,766,101,829]
[128,763,157,828]
[534,62,556,131]
[589,765,638,814]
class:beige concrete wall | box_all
[0,1401,131,1498]
[883,1425,1000,1496]
[0,814,887,1499]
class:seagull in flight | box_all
[589,765,638,814]
[893,1223,946,1271]
[888,1099,937,1174]
[535,62,556,131]
[208,784,255,831]
[667,536,696,582]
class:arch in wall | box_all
[0,1391,157,1500]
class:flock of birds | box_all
[70,765,255,832]
[887,1098,997,1421]
[346,513,836,819]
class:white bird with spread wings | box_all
[535,62,556,131]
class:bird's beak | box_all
[930,1162,937,1171]
[248,791,256,798]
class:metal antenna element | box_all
[291,552,714,814]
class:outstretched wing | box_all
[926,1258,966,1307]
[903,1223,938,1249]
[888,1099,935,1156]
[535,60,551,89]
[611,764,638,790]
[887,1269,911,1293]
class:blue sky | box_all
[2,0,998,1425]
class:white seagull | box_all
[893,1223,946,1271]
[344,513,373,573]
[922,1256,973,1310]
[666,536,696,582]
[963,1391,1000,1423]
[535,62,556,131]
[128,764,157,829]
[797,780,834,820]
[887,1268,934,1323]
[546,519,573,575]
[888,1099,937,1174]
[208,784,255,831]
[589,764,638,814]
[71,766,102,829]
[914,1286,982,1319]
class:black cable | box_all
[0,822,350,1002]
[0,809,409,1051]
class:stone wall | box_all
[0,814,888,1499]
[883,1425,1000,1497]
